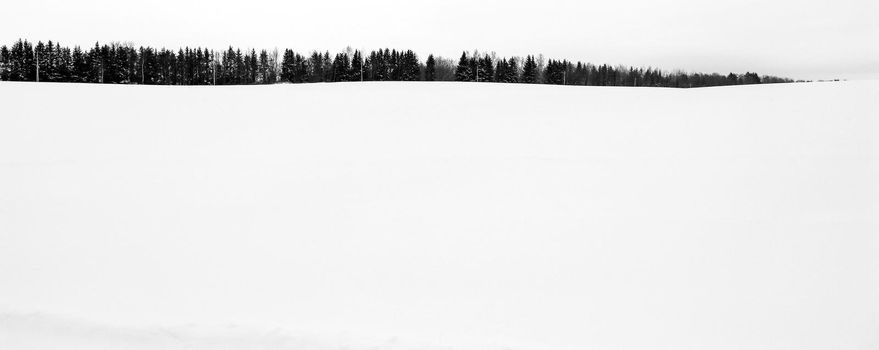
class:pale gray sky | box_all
[2,0,877,80]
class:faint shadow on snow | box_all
[0,311,466,350]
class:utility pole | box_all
[35,48,39,82]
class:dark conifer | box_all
[455,52,471,81]
[522,55,537,83]
[351,50,363,82]
[0,45,9,81]
[424,54,436,81]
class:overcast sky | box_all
[2,0,877,80]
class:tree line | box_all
[0,39,794,87]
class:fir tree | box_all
[281,49,295,83]
[478,55,493,82]
[308,51,323,82]
[0,45,9,81]
[425,54,436,81]
[331,52,351,82]
[259,50,270,83]
[249,49,258,84]
[455,52,471,81]
[35,41,47,82]
[351,50,363,81]
[401,50,419,81]
[522,55,537,83]
[507,57,519,83]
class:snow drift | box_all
[1,81,878,350]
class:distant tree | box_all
[258,50,270,83]
[507,57,520,83]
[331,52,351,82]
[544,59,565,84]
[0,45,9,81]
[308,51,323,82]
[351,50,363,81]
[114,44,131,83]
[433,56,456,81]
[424,54,436,81]
[477,54,493,82]
[761,75,792,84]
[72,46,87,82]
[267,48,279,84]
[400,50,419,81]
[293,52,308,83]
[368,49,384,81]
[742,72,761,84]
[521,55,537,83]
[455,52,471,81]
[35,41,47,82]
[321,51,332,82]
[232,48,243,84]
[281,49,295,83]
[249,49,258,84]
[494,58,507,83]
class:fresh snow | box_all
[1,81,878,350]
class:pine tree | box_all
[331,52,351,82]
[204,48,214,84]
[401,50,419,81]
[59,44,72,82]
[281,49,295,83]
[2,40,36,81]
[370,49,387,81]
[455,52,470,81]
[424,54,436,81]
[389,49,400,80]
[115,45,131,83]
[194,48,204,84]
[35,41,47,82]
[0,45,9,81]
[308,51,323,82]
[468,55,478,81]
[494,58,506,83]
[249,49,258,84]
[477,55,493,82]
[70,46,85,82]
[742,72,761,84]
[522,55,537,83]
[45,40,59,81]
[228,49,238,84]
[351,50,363,81]
[507,57,519,83]
[322,51,332,82]
[259,50,270,83]
[726,73,738,85]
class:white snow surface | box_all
[1,81,878,350]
